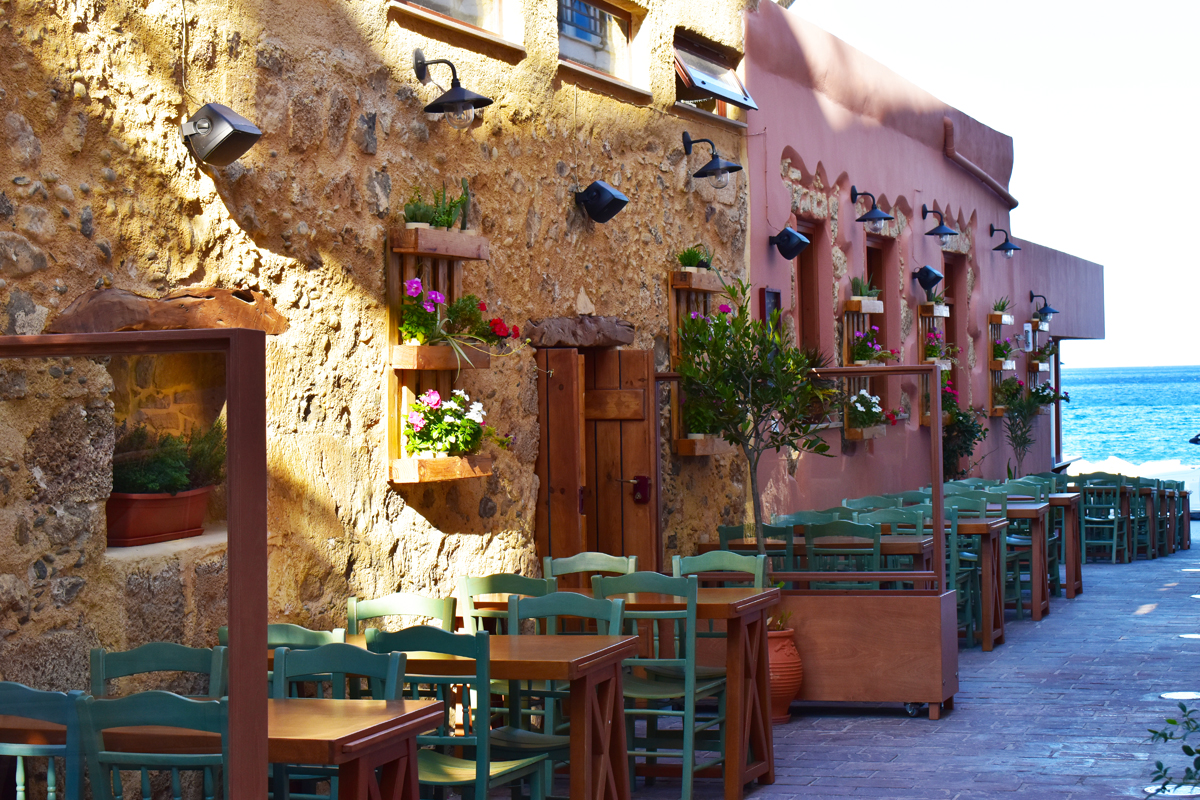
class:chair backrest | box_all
[218,623,345,648]
[887,490,932,506]
[946,489,1006,517]
[815,506,858,520]
[716,524,749,549]
[272,642,405,700]
[460,574,556,634]
[0,682,84,799]
[543,552,637,580]
[772,511,834,527]
[803,520,881,589]
[592,573,699,681]
[506,591,625,635]
[90,642,228,699]
[854,506,927,533]
[1030,471,1066,492]
[364,626,492,800]
[943,495,987,517]
[347,592,456,635]
[841,495,901,510]
[1002,479,1048,501]
[76,692,228,800]
[672,551,767,589]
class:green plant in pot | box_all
[681,395,718,438]
[676,244,714,271]
[106,419,227,547]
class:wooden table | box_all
[478,587,780,800]
[0,698,442,800]
[346,632,638,800]
[1008,493,1082,599]
[699,536,935,570]
[994,501,1051,620]
[950,518,1008,651]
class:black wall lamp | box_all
[913,265,944,301]
[180,103,261,166]
[413,50,493,130]
[921,204,958,247]
[768,227,810,260]
[1030,292,1059,322]
[682,132,742,189]
[575,180,628,223]
[850,186,893,234]
[989,224,1021,259]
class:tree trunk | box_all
[746,446,766,555]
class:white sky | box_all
[785,1,1200,369]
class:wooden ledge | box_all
[918,303,950,318]
[386,2,526,60]
[669,102,748,132]
[389,227,490,260]
[674,437,736,456]
[669,269,726,293]
[391,344,490,371]
[843,298,884,314]
[390,455,492,484]
[987,312,1015,326]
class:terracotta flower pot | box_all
[105,485,214,547]
[768,628,803,724]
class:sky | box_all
[786,0,1200,369]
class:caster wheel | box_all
[904,702,922,717]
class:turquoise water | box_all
[1061,365,1200,466]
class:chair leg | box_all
[681,697,696,800]
[46,757,55,800]
[15,756,24,800]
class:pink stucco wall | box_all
[742,3,1104,515]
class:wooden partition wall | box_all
[0,329,268,797]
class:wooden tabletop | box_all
[398,635,638,681]
[563,587,780,620]
[1008,492,1080,507]
[701,536,931,554]
[0,698,442,765]
[991,501,1049,519]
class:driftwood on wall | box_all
[48,288,290,335]
[524,316,635,348]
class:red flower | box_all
[478,301,487,311]
[511,325,520,338]
[489,318,510,338]
[885,411,897,426]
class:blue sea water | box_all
[1061,365,1200,467]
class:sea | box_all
[1061,365,1200,469]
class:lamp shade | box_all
[914,265,943,295]
[575,181,628,223]
[768,227,810,260]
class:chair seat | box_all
[643,663,726,681]
[490,726,571,753]
[417,749,546,786]
[623,673,725,701]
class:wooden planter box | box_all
[989,406,1007,418]
[1030,360,1051,372]
[845,424,887,441]
[1037,405,1052,416]
[989,359,1016,371]
[922,358,953,370]
[1031,319,1050,332]
[918,303,950,318]
[674,436,736,456]
[391,344,490,371]
[390,227,490,260]
[390,455,492,484]
[851,360,885,367]
[844,297,884,314]
[987,312,1015,326]
[106,486,213,547]
[670,269,726,293]
[920,411,953,427]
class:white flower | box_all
[466,409,484,423]
[441,400,461,412]
[453,389,469,399]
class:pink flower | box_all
[428,290,445,304]
[423,302,435,313]
[408,411,425,431]
[718,304,732,314]
[691,311,699,319]
[870,325,879,332]
[405,278,423,297]
[421,390,441,408]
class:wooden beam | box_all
[389,455,492,484]
[388,227,490,260]
[583,389,644,420]
[47,288,289,335]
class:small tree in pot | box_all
[107,419,227,547]
[676,277,835,553]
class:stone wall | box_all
[0,0,755,677]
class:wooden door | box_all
[535,348,661,573]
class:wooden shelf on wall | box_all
[987,312,1015,326]
[669,269,727,293]
[390,455,493,484]
[668,269,734,455]
[1029,359,1051,373]
[673,436,737,457]
[918,303,950,318]
[843,298,884,315]
[390,344,491,371]
[389,227,491,260]
[989,359,1016,372]
[845,424,887,441]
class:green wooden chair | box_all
[460,574,557,635]
[841,495,901,510]
[886,490,932,506]
[672,551,766,589]
[90,642,228,699]
[854,507,924,580]
[944,491,1024,618]
[772,510,834,526]
[76,692,228,800]
[1131,477,1160,559]
[269,643,406,800]
[803,520,881,590]
[543,552,637,582]
[367,626,548,800]
[1082,478,1128,564]
[815,506,858,520]
[217,623,345,648]
[346,592,456,634]
[0,682,84,800]
[492,592,626,791]
[592,572,725,800]
[1004,479,1062,597]
[717,523,796,574]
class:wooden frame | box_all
[666,269,734,455]
[0,329,268,797]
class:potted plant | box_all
[682,395,717,439]
[991,336,1016,371]
[403,389,510,459]
[849,325,899,365]
[399,278,523,367]
[675,244,713,273]
[767,607,803,724]
[403,189,436,229]
[847,276,884,314]
[1029,339,1056,371]
[106,420,227,547]
[919,291,950,317]
[998,380,1067,476]
[676,277,836,552]
[988,296,1015,326]
[844,389,900,440]
[430,181,469,230]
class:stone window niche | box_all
[558,0,633,81]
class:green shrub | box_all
[112,419,227,494]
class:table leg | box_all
[569,660,630,800]
[1146,494,1158,559]
[724,611,773,800]
[1030,511,1049,620]
[975,530,1004,651]
[337,737,416,800]
[1065,499,1082,599]
[1169,494,1178,554]
[1122,491,1133,563]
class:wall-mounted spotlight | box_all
[1030,292,1059,322]
[921,204,958,247]
[180,103,261,166]
[768,227,810,260]
[913,265,944,301]
[575,181,628,223]
[850,186,893,235]
[682,132,742,189]
[413,50,493,130]
[989,224,1021,259]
